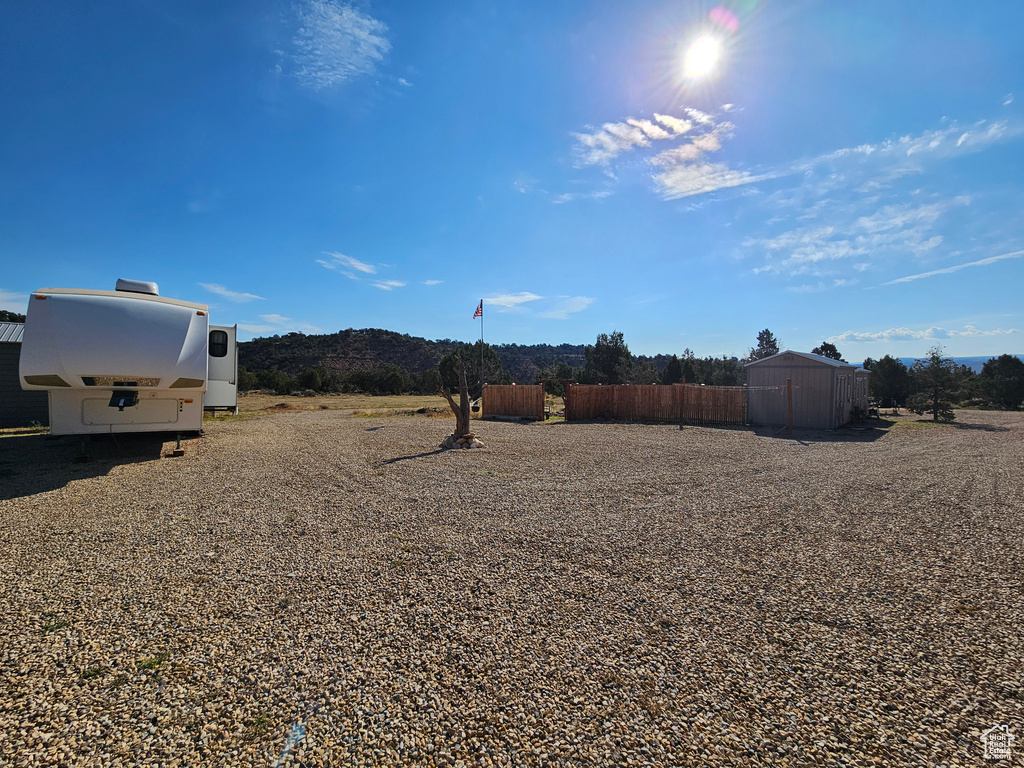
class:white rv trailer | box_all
[19,279,237,435]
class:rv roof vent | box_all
[115,279,159,296]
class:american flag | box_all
[473,300,483,319]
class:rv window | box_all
[209,330,229,358]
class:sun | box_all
[683,34,722,79]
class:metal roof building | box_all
[0,322,49,427]
[745,350,870,430]
[0,322,25,343]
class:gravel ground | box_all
[1,410,1021,767]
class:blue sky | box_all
[2,0,1022,360]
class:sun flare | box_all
[683,35,722,79]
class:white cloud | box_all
[1003,93,1014,106]
[538,296,594,320]
[552,189,613,204]
[654,114,693,136]
[644,119,775,200]
[422,279,443,286]
[684,107,715,125]
[883,248,1024,285]
[237,323,278,334]
[650,144,702,164]
[371,280,406,291]
[763,118,1023,207]
[318,251,377,278]
[292,0,390,91]
[829,325,1021,344]
[952,324,1021,337]
[748,198,970,277]
[651,162,767,200]
[808,120,1021,184]
[486,292,542,308]
[234,325,276,335]
[571,111,731,167]
[571,108,766,200]
[240,313,324,335]
[0,288,28,312]
[198,283,264,302]
[572,122,654,166]
[398,77,412,87]
[627,118,672,141]
[788,278,854,294]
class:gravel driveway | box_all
[1,410,1021,766]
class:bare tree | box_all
[438,351,472,438]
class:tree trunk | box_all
[440,365,472,437]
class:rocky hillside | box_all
[238,328,589,383]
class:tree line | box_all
[240,331,750,398]
[238,326,1024,417]
[863,349,1024,418]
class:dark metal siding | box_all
[0,341,49,427]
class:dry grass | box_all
[236,392,450,413]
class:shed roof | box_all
[744,349,856,368]
[0,322,25,343]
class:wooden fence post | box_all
[777,378,794,436]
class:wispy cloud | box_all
[291,0,390,91]
[371,280,406,291]
[570,108,1022,210]
[883,248,1024,285]
[571,109,773,200]
[538,296,594,320]
[787,279,854,294]
[422,279,443,286]
[830,324,1021,344]
[486,292,543,309]
[788,120,1023,198]
[397,77,412,87]
[0,288,28,312]
[651,161,771,201]
[239,313,323,335]
[552,189,613,204]
[198,283,264,302]
[317,251,377,278]
[1003,93,1014,107]
[746,197,971,277]
[572,122,663,166]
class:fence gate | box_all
[481,384,545,420]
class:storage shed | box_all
[745,350,870,430]
[0,322,49,427]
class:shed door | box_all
[205,325,237,410]
[835,374,851,427]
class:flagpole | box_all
[479,299,484,396]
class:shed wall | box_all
[0,343,49,427]
[747,360,837,429]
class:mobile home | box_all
[19,279,237,435]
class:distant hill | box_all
[240,329,1022,382]
[891,355,1024,373]
[238,328,588,383]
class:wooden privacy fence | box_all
[482,384,545,420]
[565,383,747,426]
